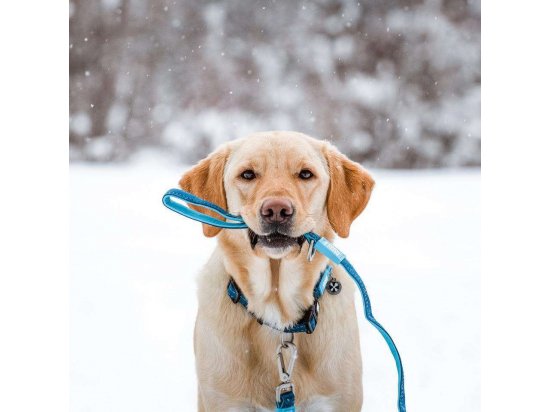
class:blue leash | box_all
[162,189,406,412]
[162,188,248,229]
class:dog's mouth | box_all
[248,229,305,250]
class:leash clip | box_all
[307,239,316,262]
[275,334,297,410]
[276,339,297,383]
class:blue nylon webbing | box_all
[303,232,406,412]
[162,188,406,412]
[162,189,248,229]
[276,391,296,412]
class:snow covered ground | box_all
[70,159,479,412]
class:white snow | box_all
[70,161,479,411]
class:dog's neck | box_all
[219,230,330,329]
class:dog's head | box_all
[179,131,374,259]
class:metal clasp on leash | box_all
[307,239,316,262]
[276,334,297,383]
[275,334,297,404]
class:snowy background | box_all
[70,0,480,168]
[70,0,480,410]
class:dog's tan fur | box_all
[179,131,375,411]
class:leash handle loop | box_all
[162,189,247,229]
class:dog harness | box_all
[229,265,336,412]
[163,188,406,412]
[227,265,334,334]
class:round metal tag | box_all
[327,278,342,295]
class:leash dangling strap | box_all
[303,233,406,412]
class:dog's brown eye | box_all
[240,170,256,180]
[298,169,313,180]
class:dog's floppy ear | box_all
[323,144,375,238]
[179,147,229,237]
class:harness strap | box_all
[227,265,333,334]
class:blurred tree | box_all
[70,0,480,168]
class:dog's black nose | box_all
[260,198,294,224]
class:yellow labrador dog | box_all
[179,131,374,411]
